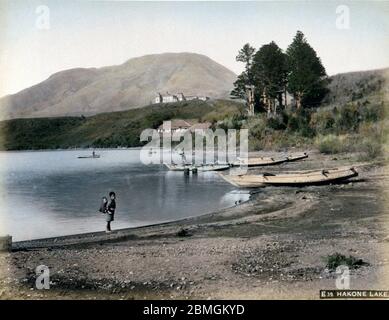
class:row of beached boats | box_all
[164,152,309,172]
[164,152,359,187]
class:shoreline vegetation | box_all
[0,90,387,159]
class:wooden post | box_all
[0,235,12,252]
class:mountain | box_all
[0,53,237,119]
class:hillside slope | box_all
[323,67,389,106]
[0,53,237,120]
[0,100,244,150]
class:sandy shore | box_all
[1,151,389,299]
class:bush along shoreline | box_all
[220,100,387,161]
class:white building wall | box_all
[154,93,208,104]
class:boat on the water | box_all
[220,167,358,188]
[164,163,192,171]
[77,155,100,159]
[231,152,308,167]
[164,163,230,172]
[78,151,100,159]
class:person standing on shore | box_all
[106,191,116,233]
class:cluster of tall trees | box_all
[231,31,329,115]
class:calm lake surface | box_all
[0,149,249,241]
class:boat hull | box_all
[231,153,308,167]
[231,157,288,167]
[220,167,358,188]
[286,152,308,162]
[77,155,100,159]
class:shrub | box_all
[218,115,243,130]
[325,253,368,271]
[356,122,385,160]
[358,102,384,123]
[358,139,383,160]
[334,104,360,132]
[309,109,335,135]
[285,109,314,137]
[266,116,286,130]
[315,134,350,154]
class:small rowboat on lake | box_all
[220,167,358,188]
[77,152,100,159]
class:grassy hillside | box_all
[0,99,244,150]
[323,68,388,107]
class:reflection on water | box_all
[0,149,250,241]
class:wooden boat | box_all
[164,163,191,171]
[220,167,358,188]
[164,163,230,172]
[286,152,308,162]
[231,156,288,167]
[77,154,100,159]
[197,164,231,172]
[231,152,308,167]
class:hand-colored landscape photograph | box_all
[0,0,388,301]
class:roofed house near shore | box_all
[188,122,212,135]
[157,119,197,134]
[157,119,211,135]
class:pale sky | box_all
[0,0,388,98]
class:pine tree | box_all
[286,31,329,109]
[230,73,249,99]
[251,41,288,115]
[230,43,255,99]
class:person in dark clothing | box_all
[99,197,108,214]
[106,191,116,233]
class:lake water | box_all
[0,149,249,241]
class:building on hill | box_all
[153,92,209,104]
[176,93,186,101]
[153,92,180,104]
[185,95,210,101]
